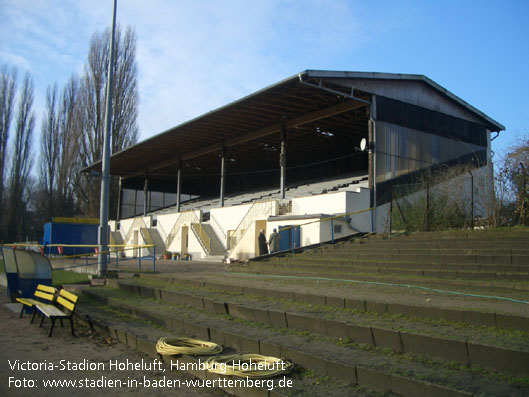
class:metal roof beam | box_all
[124,99,368,179]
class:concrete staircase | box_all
[140,227,166,257]
[74,228,529,396]
[235,229,529,291]
[191,222,225,261]
[109,231,124,257]
[147,228,166,256]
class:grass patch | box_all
[52,270,90,286]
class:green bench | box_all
[36,289,79,337]
[15,284,57,321]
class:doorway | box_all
[279,225,300,251]
[255,220,267,255]
[181,226,189,255]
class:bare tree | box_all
[75,25,139,217]
[0,65,17,240]
[503,135,529,225]
[6,72,35,241]
[39,83,60,220]
[56,75,81,215]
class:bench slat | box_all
[60,289,79,303]
[56,296,75,311]
[36,289,78,337]
[37,285,57,294]
[36,303,67,318]
[34,290,55,301]
[17,284,57,320]
[16,298,41,307]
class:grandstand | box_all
[84,70,504,261]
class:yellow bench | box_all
[15,284,57,322]
[36,289,79,337]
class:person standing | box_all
[258,229,268,255]
[269,228,281,253]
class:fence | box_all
[379,172,482,234]
[1,243,157,272]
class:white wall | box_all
[222,200,279,258]
[229,221,257,260]
[115,187,373,258]
[156,212,180,242]
[292,192,347,215]
[165,222,206,259]
[187,226,205,260]
[160,210,204,255]
[210,203,253,247]
[113,165,493,257]
[290,189,373,233]
[319,218,354,242]
[345,188,373,232]
[119,218,134,239]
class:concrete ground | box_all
[0,287,225,396]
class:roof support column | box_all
[134,187,138,216]
[116,177,122,222]
[368,95,377,232]
[176,165,182,213]
[143,176,149,216]
[368,119,374,205]
[280,126,287,199]
[220,146,226,207]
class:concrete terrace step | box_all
[268,256,529,273]
[228,263,529,292]
[138,274,529,333]
[271,256,529,273]
[314,260,526,273]
[332,234,529,245]
[198,255,226,263]
[276,254,529,267]
[325,241,529,252]
[75,300,297,396]
[256,261,529,282]
[108,278,529,376]
[79,285,529,396]
[367,229,529,240]
[312,246,529,256]
[302,251,529,266]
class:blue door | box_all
[278,225,300,251]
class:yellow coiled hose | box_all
[205,354,293,378]
[156,337,223,356]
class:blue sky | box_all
[0,0,527,165]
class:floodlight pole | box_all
[98,0,117,277]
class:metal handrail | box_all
[210,213,226,240]
[122,217,148,245]
[191,222,211,254]
[230,200,276,251]
[165,210,198,249]
[140,227,154,245]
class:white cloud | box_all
[114,0,369,139]
[0,0,373,141]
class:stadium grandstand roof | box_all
[83,70,504,195]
